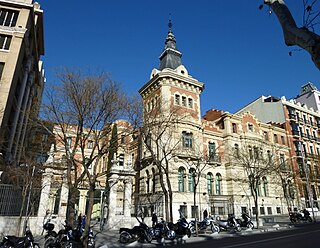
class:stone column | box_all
[78,189,88,214]
[38,168,53,217]
[123,178,132,218]
[107,177,118,229]
[59,174,69,218]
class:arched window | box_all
[234,143,239,157]
[262,177,268,196]
[152,168,156,193]
[207,173,213,195]
[189,168,196,192]
[215,173,222,195]
[145,170,150,193]
[178,167,186,192]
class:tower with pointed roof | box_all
[138,20,206,221]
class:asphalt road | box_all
[180,223,320,248]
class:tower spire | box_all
[158,16,182,71]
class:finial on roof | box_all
[168,14,172,31]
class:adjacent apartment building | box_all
[0,0,45,165]
[237,82,320,210]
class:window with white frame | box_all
[87,140,93,149]
[182,96,187,106]
[0,34,12,50]
[215,173,222,195]
[175,94,180,105]
[208,142,216,160]
[178,167,185,192]
[0,9,19,27]
[182,131,193,148]
[188,98,193,108]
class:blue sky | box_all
[40,0,319,115]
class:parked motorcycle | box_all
[119,222,153,244]
[189,216,220,234]
[152,219,176,240]
[216,215,241,232]
[0,229,39,248]
[289,209,312,223]
[168,217,192,237]
[43,218,95,248]
[236,213,254,229]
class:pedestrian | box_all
[203,209,208,220]
[152,212,158,227]
[80,214,86,234]
[77,213,82,231]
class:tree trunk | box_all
[82,183,95,248]
[66,185,78,226]
[265,0,320,70]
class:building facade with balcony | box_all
[237,83,320,210]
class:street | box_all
[81,221,320,248]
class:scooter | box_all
[236,213,254,229]
[216,215,241,232]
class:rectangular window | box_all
[248,124,253,132]
[274,134,278,143]
[252,207,257,215]
[191,206,199,219]
[175,94,180,105]
[0,9,19,27]
[182,131,193,148]
[232,123,237,133]
[180,206,187,218]
[276,207,281,214]
[182,96,186,106]
[119,153,124,166]
[87,140,93,149]
[218,207,224,215]
[241,207,247,214]
[121,135,125,144]
[310,146,314,154]
[0,34,12,50]
[264,131,269,141]
[66,137,72,147]
[208,142,215,160]
[281,136,285,145]
[188,98,193,108]
[267,207,272,215]
[260,207,265,215]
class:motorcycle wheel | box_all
[211,224,220,234]
[307,217,312,223]
[247,222,254,229]
[290,217,297,223]
[235,226,242,232]
[186,229,191,238]
[119,232,131,244]
[189,225,196,235]
[88,239,95,248]
[44,238,54,248]
[165,230,176,240]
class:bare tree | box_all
[42,68,129,247]
[263,0,320,69]
[180,144,220,236]
[140,100,188,222]
[227,140,283,228]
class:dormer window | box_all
[248,124,253,132]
